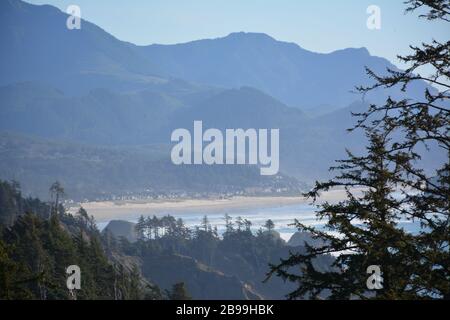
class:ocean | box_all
[96,202,423,242]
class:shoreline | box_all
[69,189,359,223]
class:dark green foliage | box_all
[167,282,192,300]
[267,0,449,300]
[0,180,49,226]
[130,214,330,299]
[0,179,329,300]
[0,180,162,300]
[264,219,275,232]
[0,237,36,299]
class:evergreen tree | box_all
[0,180,22,226]
[236,216,244,231]
[264,219,275,232]
[150,216,160,239]
[0,238,35,299]
[268,0,449,299]
[49,181,65,217]
[201,215,210,232]
[168,282,192,300]
[135,215,147,241]
[244,219,252,232]
[223,213,234,236]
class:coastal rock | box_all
[103,220,138,242]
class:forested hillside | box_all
[105,215,334,299]
[0,180,162,299]
[0,179,334,299]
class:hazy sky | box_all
[25,0,449,69]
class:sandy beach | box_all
[69,188,359,223]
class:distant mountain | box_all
[0,82,307,146]
[0,81,216,145]
[140,32,430,110]
[0,80,361,182]
[0,0,162,94]
[1,0,431,111]
[0,0,442,194]
[0,132,302,199]
[168,86,307,131]
[1,80,443,188]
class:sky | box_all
[25,0,449,70]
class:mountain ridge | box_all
[0,0,443,195]
[2,0,430,110]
